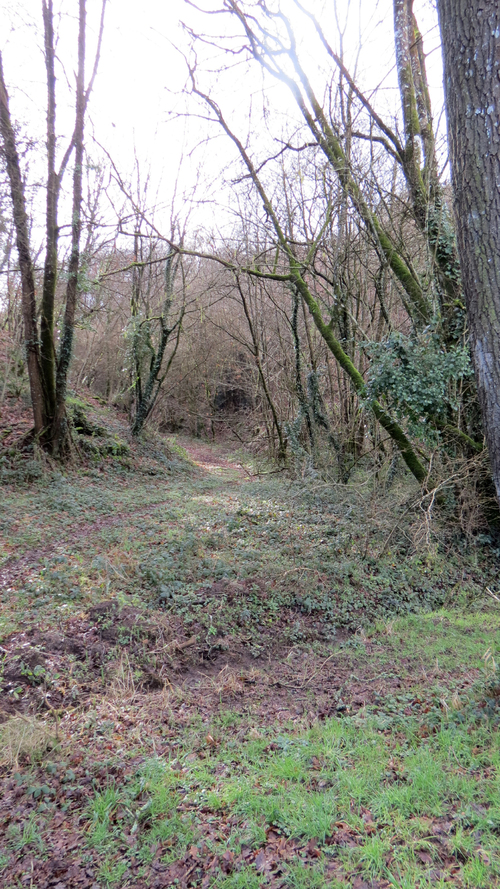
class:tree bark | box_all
[131,248,185,437]
[1,1,106,457]
[52,0,87,455]
[437,0,500,506]
[0,53,46,436]
[40,0,58,419]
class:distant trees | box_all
[437,0,500,508]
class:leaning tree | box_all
[180,0,481,490]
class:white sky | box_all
[0,0,445,243]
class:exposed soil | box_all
[0,588,411,725]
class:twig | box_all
[485,587,500,605]
[377,503,414,557]
[150,635,197,654]
[302,652,339,687]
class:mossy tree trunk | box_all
[393,0,463,341]
[0,0,106,457]
[40,0,58,421]
[51,0,87,457]
[131,249,185,437]
[188,76,429,486]
[0,54,46,437]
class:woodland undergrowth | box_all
[1,395,500,888]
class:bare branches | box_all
[291,0,404,161]
[56,0,107,186]
[91,247,293,285]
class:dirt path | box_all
[174,435,252,478]
[1,435,497,889]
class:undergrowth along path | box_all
[1,431,500,888]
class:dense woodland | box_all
[0,0,499,528]
[2,4,500,888]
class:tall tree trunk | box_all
[52,0,87,455]
[40,0,58,419]
[0,53,47,436]
[1,1,106,455]
[437,0,500,507]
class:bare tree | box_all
[0,0,106,455]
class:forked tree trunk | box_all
[0,0,106,457]
[437,0,500,507]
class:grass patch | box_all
[66,708,500,887]
[0,716,54,768]
[1,442,498,650]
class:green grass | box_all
[378,610,500,671]
[72,709,500,887]
[5,812,45,853]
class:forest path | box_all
[173,434,254,479]
[1,435,499,889]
